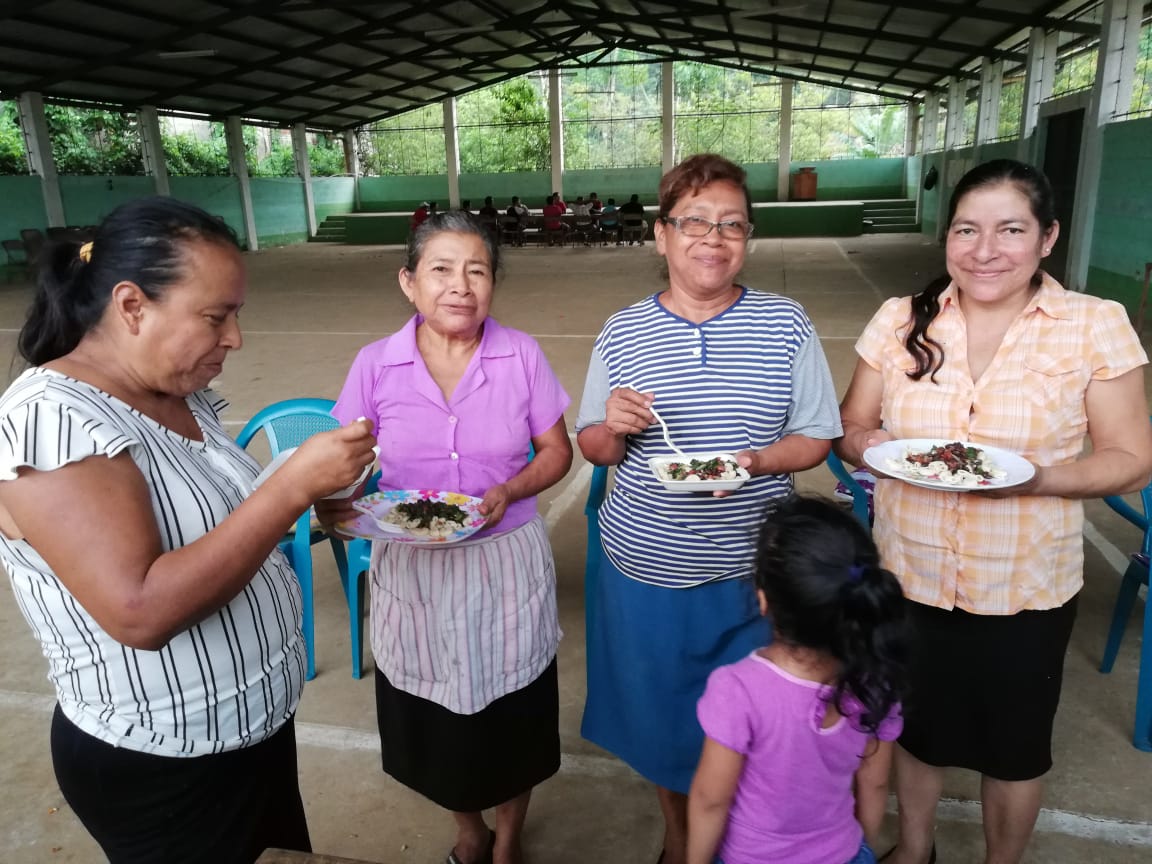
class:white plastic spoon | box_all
[647,403,688,458]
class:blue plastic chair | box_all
[236,398,351,681]
[343,445,538,681]
[583,464,610,637]
[1099,483,1152,751]
[827,451,872,529]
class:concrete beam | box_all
[137,106,170,197]
[292,123,317,237]
[224,116,259,251]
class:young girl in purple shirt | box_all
[688,496,910,864]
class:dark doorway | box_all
[1041,109,1084,286]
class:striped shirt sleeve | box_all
[0,388,140,481]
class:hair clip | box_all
[848,564,866,582]
[78,241,94,263]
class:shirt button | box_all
[448,416,457,424]
[691,347,702,357]
[450,452,459,460]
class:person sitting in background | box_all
[542,194,568,245]
[478,196,499,218]
[571,196,590,217]
[0,197,377,863]
[507,196,529,221]
[589,192,603,213]
[619,193,648,245]
[411,201,430,232]
[599,197,620,244]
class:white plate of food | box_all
[863,439,1034,491]
[648,452,751,493]
[340,489,488,544]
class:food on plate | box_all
[383,498,469,538]
[886,441,1006,487]
[656,455,743,483]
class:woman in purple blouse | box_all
[317,211,573,864]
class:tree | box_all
[359,104,445,176]
[459,79,550,172]
[44,105,143,175]
[0,101,26,175]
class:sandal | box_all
[446,830,495,864]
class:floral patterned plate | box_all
[339,489,487,545]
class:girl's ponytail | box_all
[830,563,908,736]
[755,495,910,736]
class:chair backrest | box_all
[235,397,340,455]
[20,229,44,260]
[826,451,872,529]
[2,239,26,264]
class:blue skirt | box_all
[581,550,770,793]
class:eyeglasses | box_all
[662,215,753,240]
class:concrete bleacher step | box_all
[862,198,918,234]
[308,214,351,243]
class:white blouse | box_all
[0,368,307,756]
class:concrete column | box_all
[442,98,461,209]
[16,92,65,227]
[224,116,259,251]
[1019,27,1058,160]
[921,92,941,153]
[944,78,965,150]
[777,80,793,202]
[548,67,564,197]
[291,123,317,237]
[343,129,361,211]
[904,100,918,157]
[1066,0,1144,293]
[975,59,1003,150]
[662,60,676,174]
[137,106,170,197]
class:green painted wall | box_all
[753,201,863,236]
[743,164,779,201]
[1087,117,1152,313]
[59,176,155,226]
[904,154,922,201]
[168,177,248,246]
[356,158,908,214]
[359,176,450,212]
[460,171,551,208]
[560,168,663,205]
[787,158,905,200]
[249,178,309,247]
[313,177,356,223]
[0,176,50,246]
[976,140,1020,162]
[345,214,411,245]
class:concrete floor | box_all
[1,234,1150,863]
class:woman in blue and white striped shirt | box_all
[576,154,842,864]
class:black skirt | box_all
[375,658,560,812]
[899,595,1078,781]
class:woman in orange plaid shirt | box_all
[836,159,1152,864]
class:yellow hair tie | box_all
[78,241,94,263]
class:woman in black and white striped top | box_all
[0,198,376,864]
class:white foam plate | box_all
[647,452,750,493]
[863,439,1035,492]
